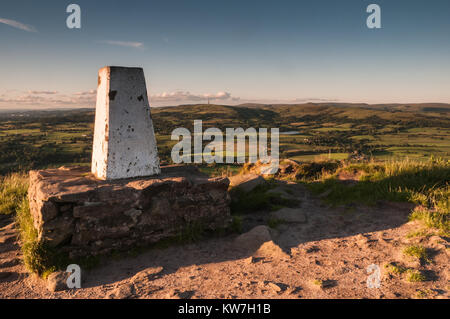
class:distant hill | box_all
[238,102,450,113]
[1,102,449,135]
[148,102,450,135]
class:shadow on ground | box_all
[80,179,415,292]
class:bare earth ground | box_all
[0,182,449,299]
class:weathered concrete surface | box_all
[28,166,231,258]
[92,66,160,180]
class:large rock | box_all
[28,165,231,258]
[228,174,266,192]
[47,271,70,292]
[234,225,273,252]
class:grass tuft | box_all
[312,279,323,287]
[406,270,427,282]
[267,217,283,229]
[403,245,431,264]
[384,262,408,275]
[307,159,449,232]
[0,173,28,215]
[405,229,432,239]
[15,197,70,275]
[230,215,243,233]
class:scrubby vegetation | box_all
[306,159,449,234]
[0,173,28,215]
[385,262,408,275]
[406,270,427,283]
[403,245,432,264]
[14,196,62,276]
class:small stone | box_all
[266,282,285,293]
[254,241,290,260]
[229,174,266,192]
[47,271,70,292]
[234,225,272,252]
[105,283,135,299]
[244,256,264,264]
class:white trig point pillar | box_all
[91,66,161,180]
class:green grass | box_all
[0,173,28,215]
[197,163,241,177]
[15,194,101,277]
[384,262,408,275]
[415,289,430,298]
[230,215,243,233]
[312,279,324,287]
[384,262,427,283]
[403,245,431,264]
[409,200,450,234]
[267,217,283,229]
[177,220,209,243]
[15,196,68,276]
[406,270,427,282]
[406,229,433,239]
[307,159,449,232]
[0,173,68,276]
[15,195,223,276]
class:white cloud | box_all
[27,90,58,95]
[0,89,241,108]
[73,90,96,96]
[0,90,96,108]
[99,40,144,48]
[292,97,339,103]
[0,87,344,109]
[150,91,235,104]
[0,18,37,32]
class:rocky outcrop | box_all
[28,165,231,258]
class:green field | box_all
[0,103,449,175]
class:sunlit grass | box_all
[306,158,449,233]
[0,173,28,215]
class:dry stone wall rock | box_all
[28,165,231,258]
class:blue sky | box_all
[0,0,449,108]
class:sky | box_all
[0,0,449,109]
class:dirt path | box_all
[0,184,449,299]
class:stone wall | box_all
[28,165,231,258]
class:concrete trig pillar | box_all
[91,66,160,180]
